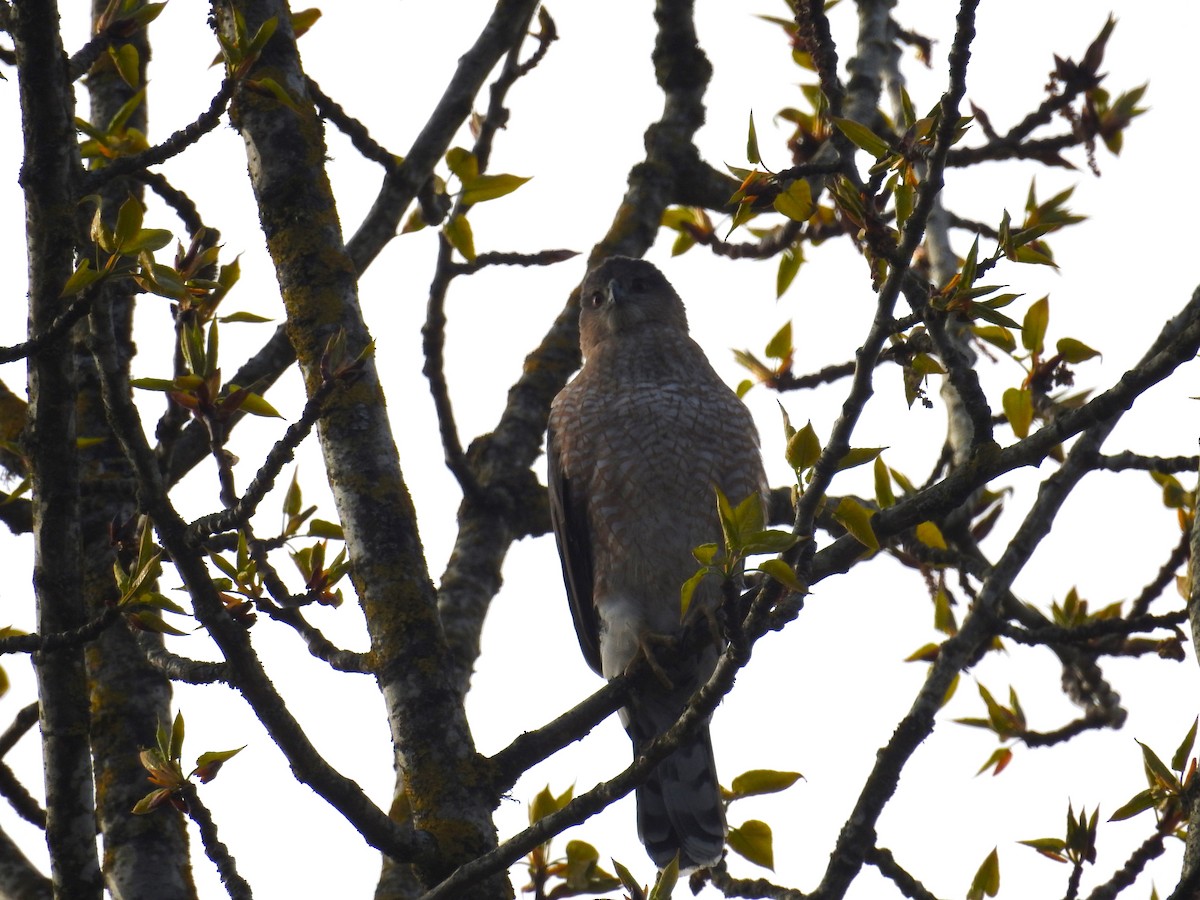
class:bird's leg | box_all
[718,576,747,656]
[633,632,677,690]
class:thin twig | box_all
[422,239,485,502]
[188,378,338,541]
[0,608,121,655]
[181,783,253,900]
[0,286,98,364]
[0,703,38,759]
[84,77,235,188]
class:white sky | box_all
[2,2,1199,898]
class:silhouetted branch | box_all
[188,376,339,541]
[345,0,542,272]
[1086,828,1167,900]
[0,761,46,828]
[89,283,424,865]
[84,77,235,187]
[308,76,397,170]
[866,846,943,900]
[0,608,120,655]
[0,285,98,364]
[488,677,629,794]
[180,783,253,900]
[136,170,208,237]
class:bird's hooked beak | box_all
[605,278,627,308]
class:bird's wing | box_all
[547,422,602,675]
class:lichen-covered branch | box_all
[88,282,421,865]
[11,1,102,895]
[215,1,502,892]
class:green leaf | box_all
[910,353,946,375]
[114,196,145,250]
[680,569,709,619]
[742,529,798,556]
[444,215,476,261]
[218,311,273,324]
[934,588,957,635]
[976,746,1013,777]
[209,553,239,581]
[914,521,946,550]
[728,819,774,870]
[169,711,186,761]
[715,486,737,547]
[192,746,245,782]
[959,236,980,291]
[1018,837,1068,863]
[110,42,140,88]
[245,15,278,59]
[291,7,322,38]
[461,173,531,205]
[776,246,803,297]
[1022,296,1050,355]
[691,543,719,566]
[128,609,190,635]
[873,456,895,508]
[123,228,174,254]
[131,787,173,815]
[726,199,758,238]
[61,259,104,297]
[834,498,878,552]
[905,642,940,663]
[283,469,302,517]
[764,321,792,360]
[141,592,187,615]
[1108,788,1155,822]
[746,111,761,165]
[1002,387,1033,439]
[307,519,344,539]
[972,324,1016,354]
[832,117,890,157]
[1172,717,1198,773]
[967,848,1000,900]
[248,76,303,114]
[129,2,168,29]
[107,85,147,133]
[648,854,678,900]
[529,784,572,824]
[835,446,884,471]
[227,389,282,419]
[129,377,180,392]
[773,179,813,222]
[612,859,642,899]
[562,840,620,893]
[445,147,479,182]
[757,558,804,593]
[786,421,821,472]
[1139,740,1182,793]
[728,769,803,798]
[732,492,765,539]
[894,180,913,228]
[1056,337,1100,364]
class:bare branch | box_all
[83,77,235,188]
[180,783,253,900]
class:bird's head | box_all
[578,257,689,356]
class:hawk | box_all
[547,256,767,868]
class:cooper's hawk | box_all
[547,256,767,868]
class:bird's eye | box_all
[586,291,604,310]
[630,277,647,292]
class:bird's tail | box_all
[627,703,725,869]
